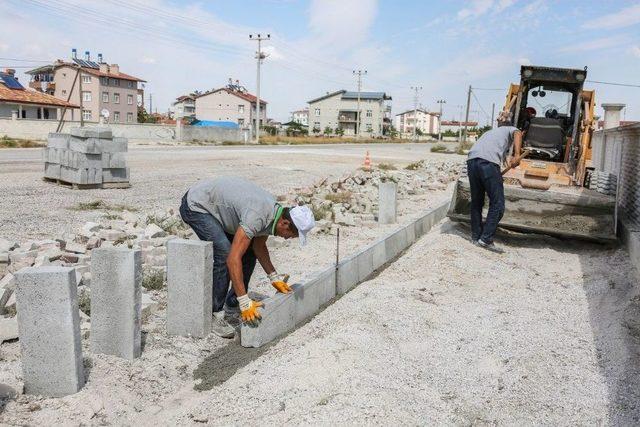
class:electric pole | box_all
[411,86,422,141]
[149,93,153,116]
[490,102,495,128]
[353,70,367,138]
[250,33,270,143]
[436,99,446,141]
[462,85,472,145]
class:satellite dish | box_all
[101,109,110,118]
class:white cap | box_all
[290,205,315,247]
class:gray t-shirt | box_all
[187,177,277,239]
[468,126,519,166]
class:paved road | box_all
[0,143,463,241]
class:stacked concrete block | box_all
[14,267,85,397]
[240,200,451,348]
[166,239,213,338]
[43,127,129,186]
[90,248,142,360]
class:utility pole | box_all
[436,99,446,141]
[461,85,472,145]
[149,93,153,116]
[250,33,270,143]
[411,86,422,141]
[490,102,495,128]
[353,70,367,138]
[78,66,84,127]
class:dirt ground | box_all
[2,220,639,425]
[1,143,639,425]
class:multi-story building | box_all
[26,49,145,124]
[195,82,266,134]
[291,108,309,126]
[307,90,392,137]
[173,94,196,119]
[395,109,440,137]
[440,120,478,134]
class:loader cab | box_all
[512,66,587,163]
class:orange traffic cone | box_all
[363,150,371,171]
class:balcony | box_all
[338,111,358,122]
[29,81,55,93]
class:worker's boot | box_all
[477,239,505,254]
[212,311,236,338]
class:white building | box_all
[395,109,440,137]
[195,84,266,134]
[307,90,392,137]
[291,108,309,126]
[173,94,196,119]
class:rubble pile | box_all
[0,208,192,338]
[292,160,461,231]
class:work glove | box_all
[238,294,263,326]
[269,271,292,294]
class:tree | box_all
[312,126,321,135]
[323,126,333,136]
[137,107,156,123]
[335,127,345,137]
[416,128,424,137]
[388,125,399,139]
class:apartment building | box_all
[26,49,145,123]
[173,94,196,119]
[395,109,440,136]
[195,82,266,134]
[307,90,392,137]
[291,108,309,126]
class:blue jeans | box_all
[467,158,505,244]
[179,193,256,312]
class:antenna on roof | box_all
[72,48,77,59]
[98,53,103,63]
[85,51,90,61]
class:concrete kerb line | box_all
[240,200,450,348]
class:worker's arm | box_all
[228,228,263,325]
[510,130,523,168]
[252,236,293,294]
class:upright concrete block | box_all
[337,255,359,294]
[70,126,113,139]
[404,223,416,246]
[291,282,320,325]
[241,292,296,348]
[378,182,398,224]
[102,168,130,183]
[385,227,407,260]
[305,266,336,306]
[99,137,128,153]
[371,238,387,271]
[167,239,213,338]
[90,248,142,360]
[47,133,69,149]
[15,267,84,397]
[356,246,374,282]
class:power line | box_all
[586,80,640,88]
[471,90,491,123]
[0,57,52,63]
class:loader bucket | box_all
[447,179,617,243]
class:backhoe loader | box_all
[448,65,616,242]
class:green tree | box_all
[323,126,333,136]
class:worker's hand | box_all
[269,271,292,293]
[238,294,263,326]
[510,157,521,168]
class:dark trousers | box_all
[467,158,505,244]
[179,194,256,312]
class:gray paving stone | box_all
[371,238,387,271]
[90,248,142,360]
[70,126,113,139]
[102,168,129,183]
[98,137,128,153]
[46,133,69,149]
[336,254,359,294]
[378,182,398,224]
[241,291,295,348]
[166,239,213,338]
[44,163,61,180]
[291,280,321,325]
[305,266,336,306]
[356,246,374,282]
[68,137,101,154]
[15,266,84,397]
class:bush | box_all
[325,191,352,204]
[430,144,448,153]
[378,162,397,170]
[142,268,165,290]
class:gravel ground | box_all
[0,143,460,242]
[2,220,639,425]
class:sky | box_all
[1,0,639,123]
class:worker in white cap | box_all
[179,176,315,336]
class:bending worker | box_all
[179,176,315,337]
[466,111,522,253]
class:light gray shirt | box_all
[468,126,519,166]
[187,176,277,239]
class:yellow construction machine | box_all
[448,65,616,242]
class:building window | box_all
[101,77,109,85]
[366,124,373,132]
[111,78,120,86]
[127,94,133,105]
[82,91,91,102]
[62,90,67,95]
[113,111,120,122]
[238,105,244,114]
[114,93,120,104]
[82,75,91,84]
[82,109,92,121]
[238,118,245,126]
[315,108,320,116]
[127,81,133,88]
[366,110,372,117]
[314,121,320,127]
[102,92,109,102]
[126,112,133,123]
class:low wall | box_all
[241,200,450,347]
[0,118,244,143]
